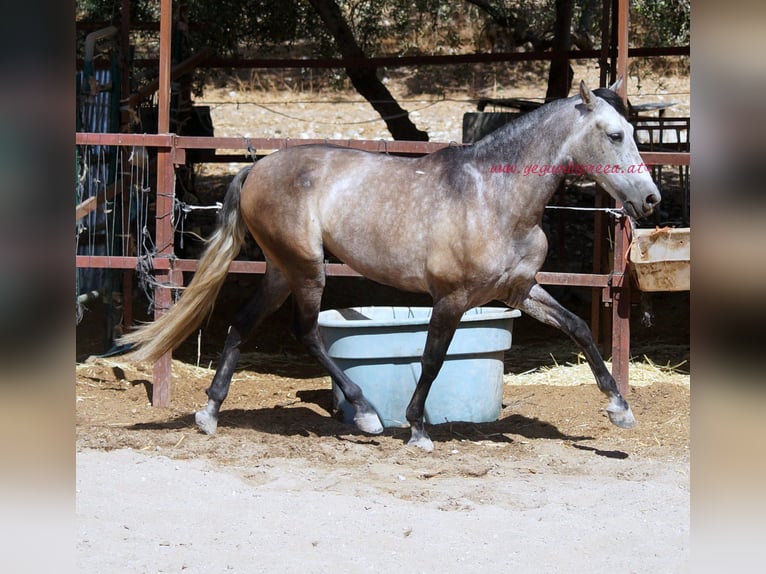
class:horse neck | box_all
[473,101,577,212]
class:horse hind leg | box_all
[289,273,383,435]
[195,266,290,434]
[516,284,636,429]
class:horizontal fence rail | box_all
[74,132,691,165]
[77,45,690,71]
[76,131,689,401]
[75,132,689,288]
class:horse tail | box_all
[119,165,252,363]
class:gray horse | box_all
[121,80,660,452]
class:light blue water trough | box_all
[318,306,521,428]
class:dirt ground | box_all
[76,284,689,573]
[76,63,690,572]
[76,347,689,573]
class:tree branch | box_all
[305,0,428,141]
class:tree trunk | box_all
[545,0,575,101]
[573,0,599,51]
[306,0,428,141]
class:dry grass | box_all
[81,350,689,394]
[505,353,689,387]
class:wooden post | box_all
[152,0,175,407]
[611,215,632,396]
[611,0,631,395]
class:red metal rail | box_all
[75,131,686,288]
[76,130,689,402]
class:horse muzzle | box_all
[624,191,661,219]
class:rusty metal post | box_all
[599,0,611,88]
[119,0,134,332]
[611,0,631,395]
[152,0,175,407]
[590,187,606,347]
[615,0,629,100]
[611,215,632,396]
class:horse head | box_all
[570,80,661,219]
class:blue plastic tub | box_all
[318,306,521,427]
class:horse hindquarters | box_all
[236,165,385,436]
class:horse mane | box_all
[593,88,629,118]
[469,97,570,163]
[470,88,627,159]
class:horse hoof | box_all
[606,403,636,429]
[407,435,434,452]
[195,409,219,435]
[354,411,384,435]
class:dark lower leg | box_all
[405,375,437,450]
[290,288,383,434]
[517,284,635,428]
[195,326,243,434]
[302,326,384,434]
[196,271,290,434]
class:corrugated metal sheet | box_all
[77,69,115,294]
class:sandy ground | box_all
[76,63,690,572]
[76,345,689,573]
[77,445,688,573]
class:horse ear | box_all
[579,80,594,110]
[609,76,624,93]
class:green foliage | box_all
[185,1,321,56]
[633,0,691,47]
[76,0,158,25]
[76,0,690,56]
[76,0,689,87]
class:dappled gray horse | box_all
[121,80,660,451]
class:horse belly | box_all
[323,225,430,293]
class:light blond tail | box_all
[119,165,252,363]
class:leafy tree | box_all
[633,0,690,47]
[76,1,689,138]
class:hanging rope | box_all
[218,99,442,126]
[176,201,223,213]
[544,205,626,218]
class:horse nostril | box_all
[645,193,661,208]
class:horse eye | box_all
[608,131,624,143]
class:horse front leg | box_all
[406,300,465,452]
[516,283,636,429]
